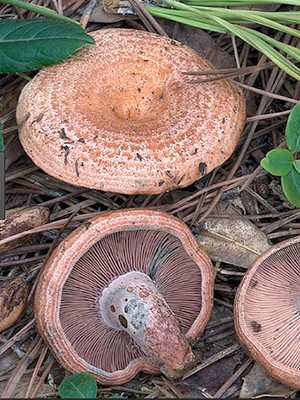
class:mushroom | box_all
[234,236,300,389]
[34,208,214,384]
[17,28,246,195]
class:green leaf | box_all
[281,167,300,208]
[0,18,94,73]
[260,149,294,176]
[293,159,300,174]
[285,102,300,152]
[59,373,97,399]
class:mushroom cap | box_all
[234,236,300,389]
[17,28,246,195]
[34,208,214,385]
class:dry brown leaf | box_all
[240,363,296,398]
[90,2,137,22]
[0,206,50,252]
[0,349,19,376]
[0,374,57,398]
[157,20,235,70]
[0,277,29,333]
[195,216,271,268]
[5,134,25,171]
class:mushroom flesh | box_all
[34,208,214,384]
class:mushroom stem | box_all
[100,271,197,379]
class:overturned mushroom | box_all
[35,208,214,384]
[234,236,300,389]
[17,28,246,195]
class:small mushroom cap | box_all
[234,236,300,389]
[34,208,214,385]
[17,28,246,195]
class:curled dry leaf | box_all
[240,363,296,399]
[0,276,29,332]
[0,206,50,252]
[90,2,137,23]
[195,216,271,269]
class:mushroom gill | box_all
[235,236,300,388]
[59,228,203,372]
[34,208,214,385]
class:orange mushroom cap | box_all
[17,28,246,195]
[234,236,300,389]
[34,208,214,385]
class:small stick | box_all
[128,0,168,36]
[0,319,35,357]
[183,343,241,380]
[0,335,25,358]
[162,377,185,398]
[80,0,97,29]
[213,358,253,398]
[25,344,49,398]
[30,356,55,398]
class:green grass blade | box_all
[227,10,300,24]
[183,1,300,6]
[188,7,300,38]
[146,5,227,32]
[241,26,300,62]
[0,0,79,24]
[148,0,300,80]
[218,20,300,79]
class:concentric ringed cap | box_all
[17,28,246,194]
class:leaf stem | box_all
[16,72,32,81]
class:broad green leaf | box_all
[285,102,300,152]
[293,159,300,174]
[59,373,97,399]
[281,167,300,208]
[260,149,294,177]
[0,18,94,73]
